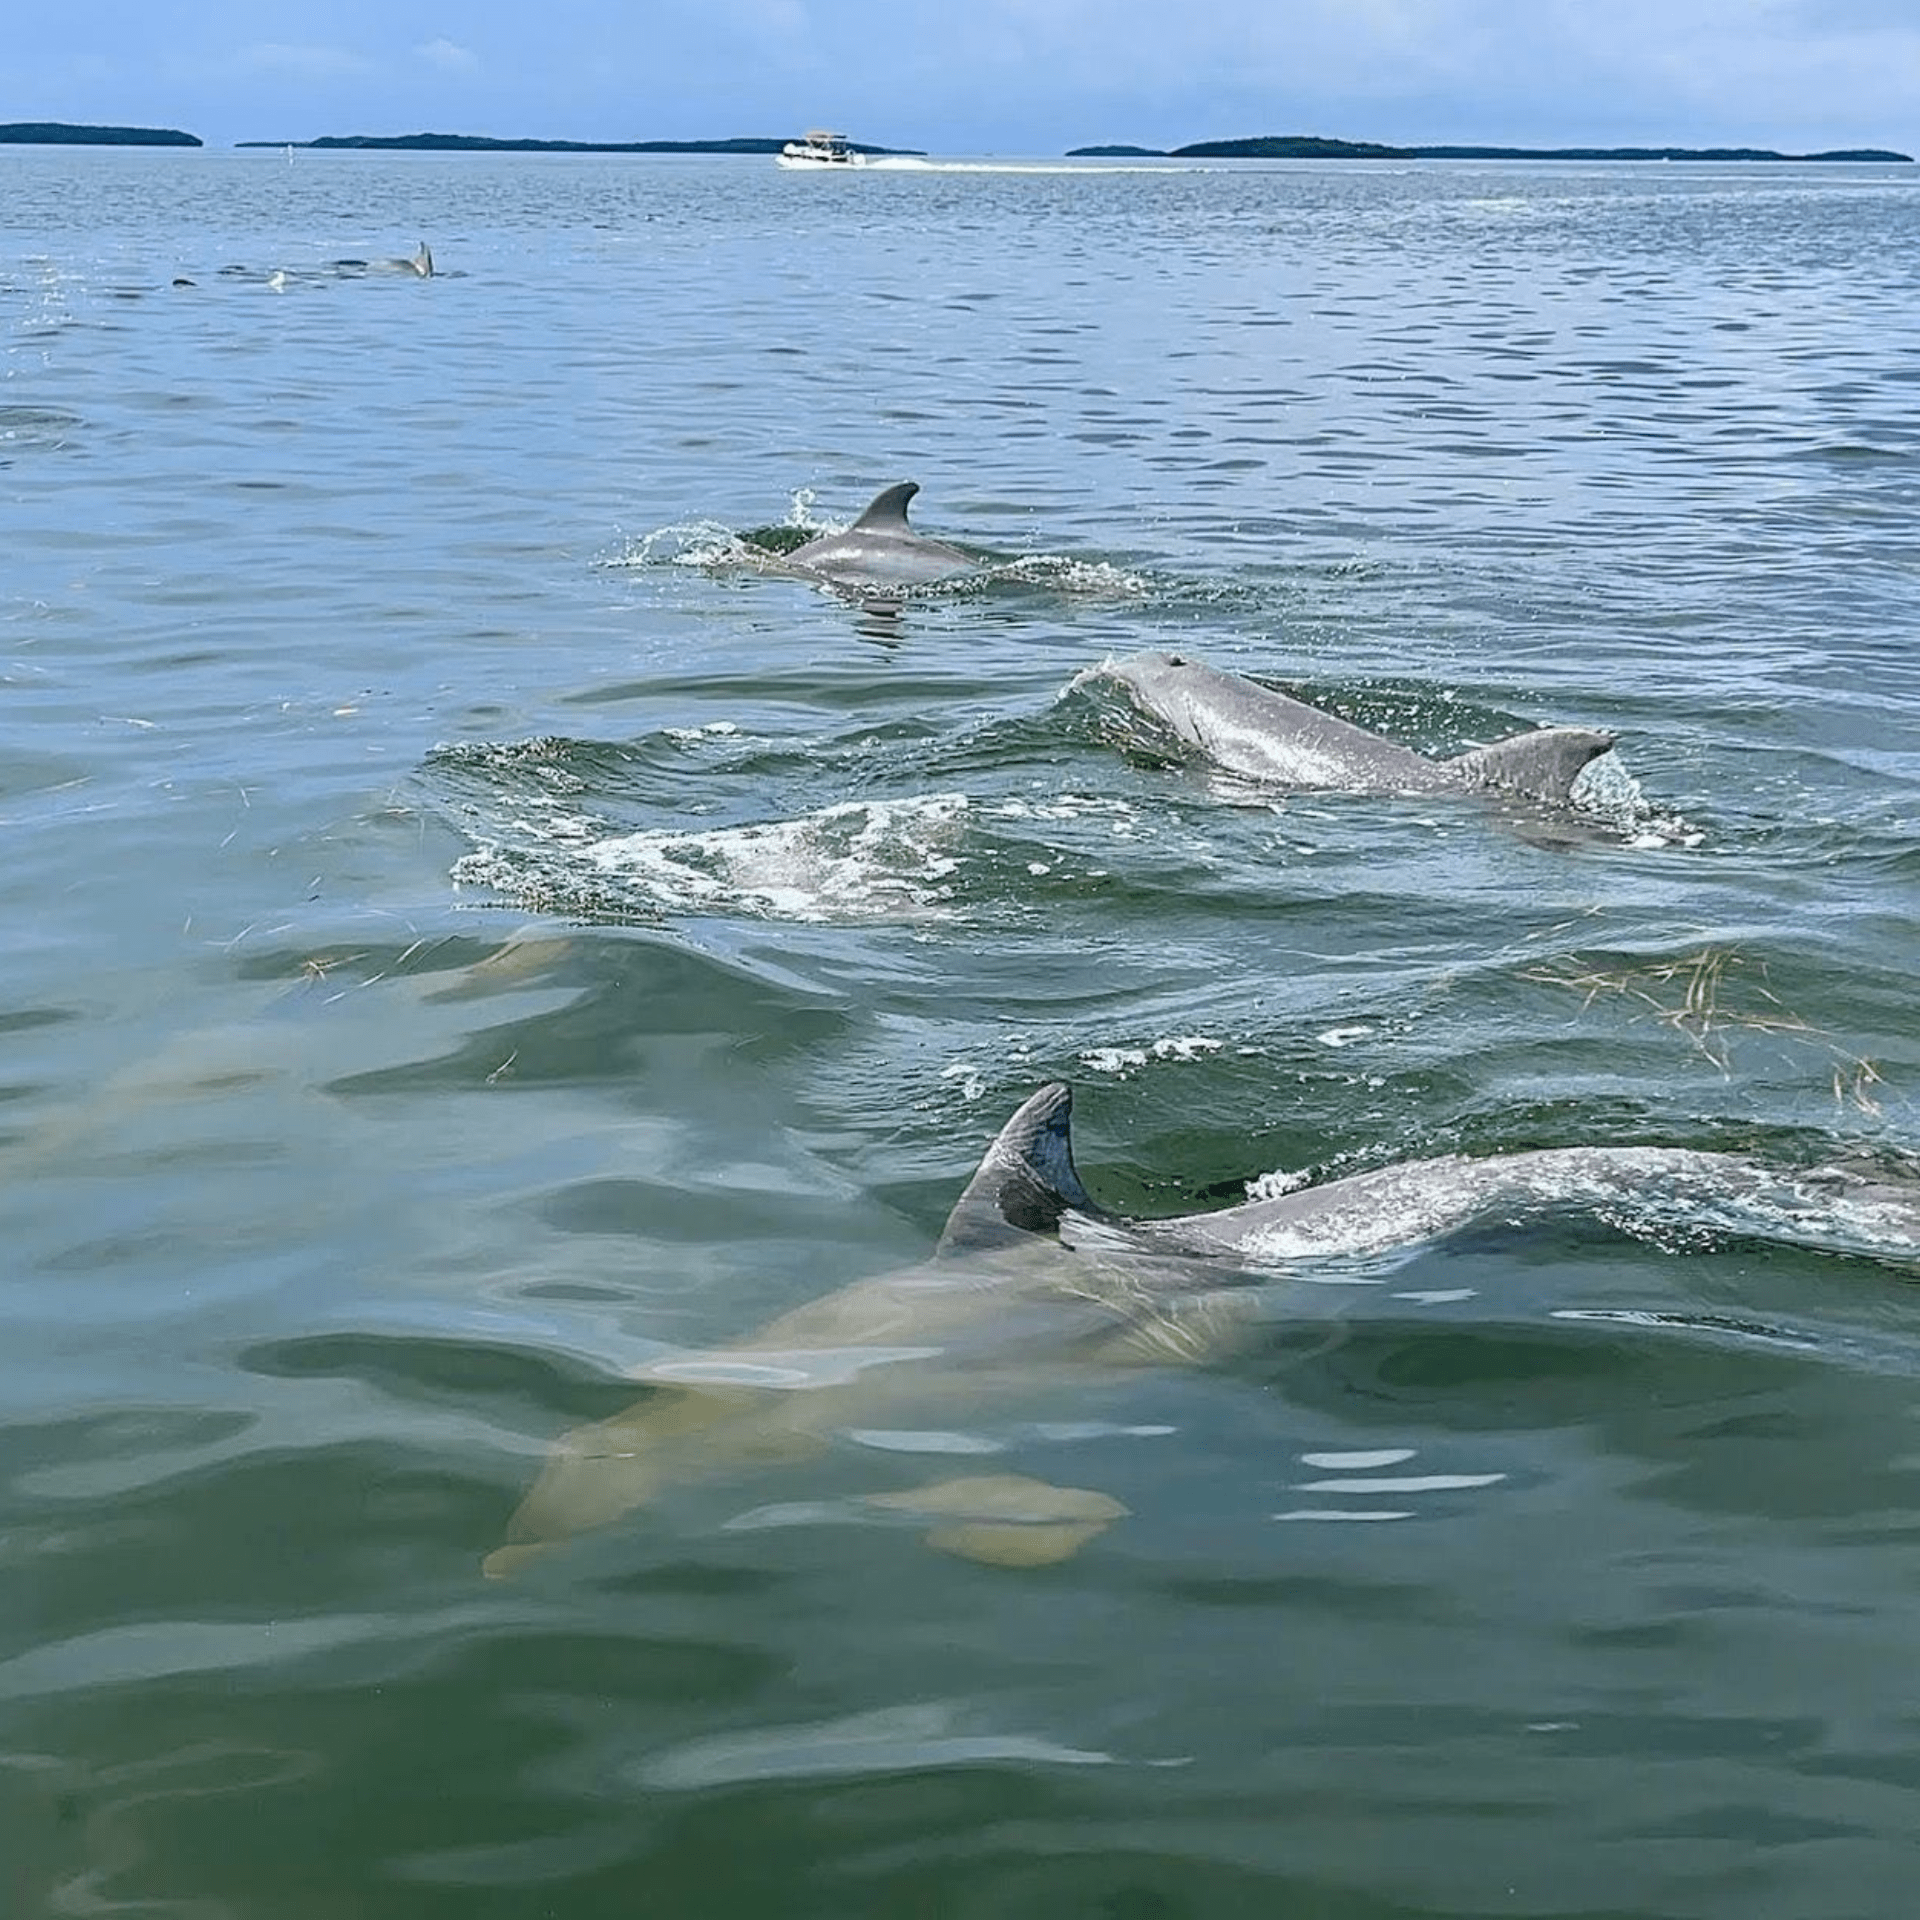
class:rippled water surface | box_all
[5,147,1920,1917]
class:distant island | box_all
[0,121,200,146]
[3,122,1903,164]
[236,132,920,155]
[1070,133,1911,163]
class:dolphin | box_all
[486,1083,1920,1576]
[778,481,983,588]
[332,242,434,277]
[1078,650,1616,807]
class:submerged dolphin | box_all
[778,481,983,588]
[486,1083,1920,1576]
[1079,650,1616,806]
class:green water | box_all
[3,149,1919,1916]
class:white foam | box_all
[1080,1047,1149,1075]
[869,157,1216,177]
[1316,1025,1375,1048]
[940,1061,989,1102]
[600,518,743,568]
[1079,1035,1223,1075]
[1226,1149,1920,1269]
[1569,752,1704,847]
[459,792,975,925]
[998,554,1155,598]
[604,489,846,571]
[1244,1167,1311,1201]
[992,792,1142,828]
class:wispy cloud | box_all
[231,42,375,83]
[415,38,480,76]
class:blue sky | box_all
[7,0,1916,154]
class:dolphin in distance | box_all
[1080,650,1616,807]
[778,481,984,588]
[331,242,434,277]
[485,1082,1920,1577]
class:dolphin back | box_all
[937,1082,1099,1254]
[848,481,920,533]
[1450,726,1615,803]
[779,480,986,586]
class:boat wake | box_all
[866,158,1218,176]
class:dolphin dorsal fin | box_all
[849,481,920,533]
[937,1082,1098,1255]
[1451,726,1616,803]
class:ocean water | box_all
[4,145,1920,1916]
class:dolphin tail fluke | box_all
[848,481,920,533]
[1452,726,1615,803]
[481,1540,550,1579]
[412,243,434,277]
[864,1473,1128,1566]
[483,1384,764,1578]
[937,1082,1099,1254]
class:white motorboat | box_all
[777,130,867,168]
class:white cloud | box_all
[415,37,480,75]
